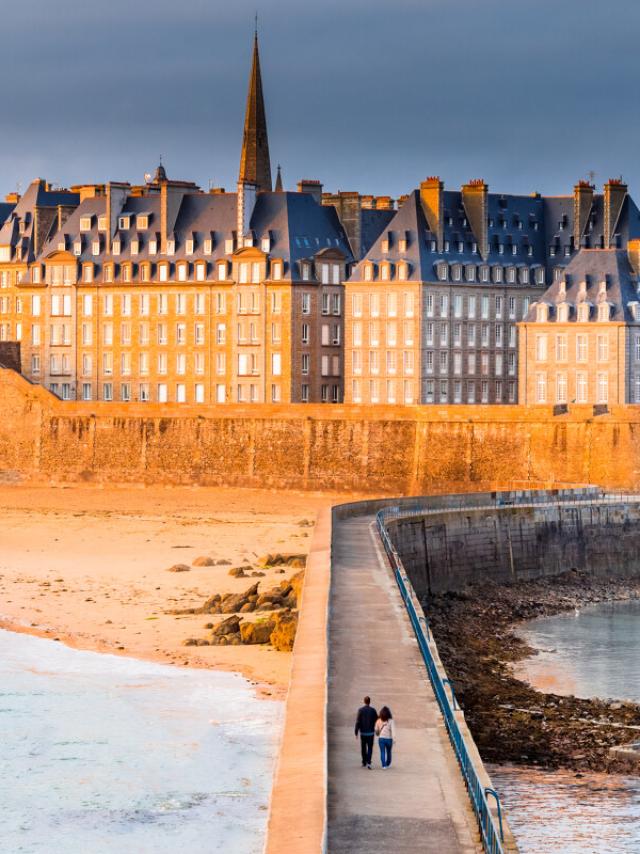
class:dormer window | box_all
[130,238,139,256]
[303,263,311,281]
[272,261,282,280]
[32,266,41,284]
[512,244,517,255]
[527,245,533,257]
[535,267,545,285]
[104,264,114,283]
[444,240,450,253]
[149,237,157,255]
[472,242,478,255]
[536,303,548,322]
[466,265,476,282]
[494,267,503,283]
[430,240,437,252]
[122,264,131,283]
[83,265,94,284]
[186,238,195,255]
[381,263,391,281]
[457,241,463,253]
[521,267,530,284]
[225,238,234,254]
[177,263,188,282]
[399,235,407,253]
[556,303,569,323]
[166,239,175,256]
[506,267,515,283]
[598,303,610,321]
[452,264,461,282]
[112,238,121,256]
[159,263,169,282]
[577,303,590,322]
[217,261,227,281]
[92,239,100,256]
[98,215,107,232]
[437,263,448,282]
[80,216,92,233]
[550,246,556,257]
[204,237,213,255]
[398,262,409,280]
[140,263,150,283]
[118,215,130,230]
[498,244,504,255]
[261,236,271,253]
[196,262,206,282]
[73,239,82,257]
[480,266,489,282]
[137,214,149,230]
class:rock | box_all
[256,593,283,607]
[167,564,190,573]
[192,556,215,567]
[289,571,305,605]
[195,639,210,646]
[200,594,222,613]
[214,559,232,566]
[221,582,261,614]
[270,609,299,652]
[229,567,247,578]
[212,615,241,637]
[183,638,199,646]
[204,622,214,629]
[240,602,255,613]
[298,519,314,527]
[240,619,275,644]
[251,571,266,577]
[258,553,307,569]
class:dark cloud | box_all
[0,0,638,198]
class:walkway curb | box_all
[264,507,331,854]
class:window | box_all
[597,372,608,404]
[556,372,568,404]
[272,353,282,376]
[481,381,489,403]
[495,353,503,375]
[302,353,310,375]
[177,264,188,282]
[576,371,588,403]
[404,293,414,317]
[535,372,547,403]
[302,293,311,314]
[176,323,186,345]
[535,334,548,361]
[195,323,205,345]
[157,383,168,403]
[301,384,309,402]
[157,323,168,345]
[454,295,463,318]
[468,296,476,319]
[425,379,435,403]
[176,353,186,375]
[81,323,92,345]
[556,334,568,361]
[352,294,363,318]
[157,353,167,375]
[576,334,588,362]
[176,294,186,315]
[468,353,476,374]
[159,264,168,282]
[597,334,609,362]
[139,294,149,316]
[404,380,414,404]
[302,323,310,344]
[216,352,226,374]
[176,383,186,403]
[216,324,226,345]
[217,262,227,281]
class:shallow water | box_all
[493,599,640,852]
[513,598,640,700]
[0,629,282,853]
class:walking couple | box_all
[354,696,396,769]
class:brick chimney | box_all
[105,182,130,255]
[573,181,594,248]
[604,178,627,249]
[322,191,362,259]
[628,239,640,275]
[461,179,489,260]
[419,177,444,252]
[297,179,323,204]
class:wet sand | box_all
[0,484,361,697]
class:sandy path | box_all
[0,484,361,697]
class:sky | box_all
[1,0,639,200]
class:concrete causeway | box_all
[327,513,481,853]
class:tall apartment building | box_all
[343,178,640,405]
[0,34,362,405]
[519,245,640,405]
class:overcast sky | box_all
[1,0,638,200]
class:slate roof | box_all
[524,249,640,323]
[351,186,640,285]
[0,202,15,226]
[0,179,79,262]
[36,188,353,280]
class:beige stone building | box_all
[518,246,640,405]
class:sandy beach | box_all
[0,484,359,697]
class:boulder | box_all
[290,571,305,606]
[212,615,241,637]
[192,556,215,567]
[221,582,260,614]
[167,563,190,573]
[240,619,275,644]
[229,567,247,578]
[270,609,299,652]
[256,593,283,608]
[258,553,307,569]
[240,602,255,613]
[214,559,232,566]
[200,594,222,613]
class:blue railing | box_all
[376,509,506,854]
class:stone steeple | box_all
[238,32,272,193]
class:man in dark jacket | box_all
[354,696,377,768]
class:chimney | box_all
[237,180,258,248]
[420,177,444,252]
[105,183,130,255]
[461,179,489,260]
[604,178,627,248]
[297,179,323,204]
[628,238,640,275]
[322,191,362,259]
[375,196,395,211]
[573,181,594,248]
[4,192,20,204]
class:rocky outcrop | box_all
[192,556,215,567]
[269,609,298,652]
[258,553,307,569]
[240,618,276,645]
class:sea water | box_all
[491,600,640,853]
[0,629,282,854]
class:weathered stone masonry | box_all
[4,365,640,491]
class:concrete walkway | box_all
[327,514,481,853]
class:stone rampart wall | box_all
[4,365,640,492]
[390,501,640,595]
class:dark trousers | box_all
[360,734,374,766]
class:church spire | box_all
[238,31,272,193]
[275,164,283,192]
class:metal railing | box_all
[376,509,506,854]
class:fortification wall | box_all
[390,500,640,595]
[3,365,640,491]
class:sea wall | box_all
[389,499,640,596]
[4,365,640,491]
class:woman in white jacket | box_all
[374,706,396,768]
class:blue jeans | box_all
[379,737,393,767]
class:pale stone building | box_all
[519,246,640,406]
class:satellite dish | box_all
[144,173,152,183]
